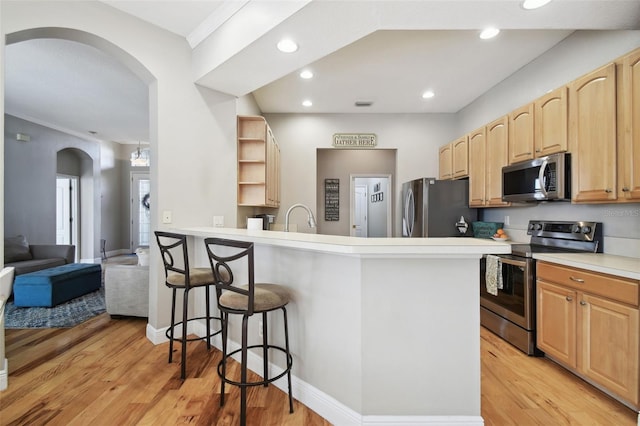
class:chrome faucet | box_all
[284,203,317,232]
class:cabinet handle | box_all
[535,149,541,153]
[605,189,612,193]
[622,187,630,192]
[566,296,573,302]
[525,152,532,155]
[569,276,585,283]
[580,300,587,306]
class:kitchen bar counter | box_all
[176,227,510,425]
[533,252,640,280]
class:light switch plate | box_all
[213,215,224,227]
[162,210,172,224]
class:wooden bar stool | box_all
[155,231,222,380]
[204,237,293,426]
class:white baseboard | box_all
[146,321,484,425]
[0,358,8,391]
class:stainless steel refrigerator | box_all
[402,178,477,237]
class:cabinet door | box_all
[485,116,510,206]
[509,103,534,164]
[468,128,486,206]
[537,280,577,368]
[535,86,568,157]
[618,48,640,201]
[452,136,469,178]
[570,63,617,202]
[579,293,639,405]
[439,143,453,180]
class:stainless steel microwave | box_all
[502,153,571,202]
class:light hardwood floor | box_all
[1,315,637,425]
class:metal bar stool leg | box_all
[241,314,250,426]
[169,288,177,363]
[181,288,189,380]
[205,285,211,350]
[220,312,228,407]
[283,307,294,413]
[262,311,269,387]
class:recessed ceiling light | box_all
[300,70,313,79]
[277,38,298,53]
[302,100,312,107]
[522,0,551,10]
[479,27,500,40]
[422,90,435,99]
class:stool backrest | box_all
[204,238,255,315]
[154,231,191,286]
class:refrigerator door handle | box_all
[405,188,415,237]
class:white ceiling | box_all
[4,0,640,144]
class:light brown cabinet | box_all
[537,261,640,408]
[438,143,453,180]
[535,86,568,157]
[618,48,640,201]
[439,136,468,180]
[508,103,534,164]
[485,116,510,207]
[468,127,486,206]
[569,63,618,202]
[237,115,280,207]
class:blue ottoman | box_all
[13,263,102,307]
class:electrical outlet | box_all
[504,215,510,226]
[213,215,224,227]
[258,319,263,338]
[162,210,172,224]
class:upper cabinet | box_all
[509,87,568,165]
[439,136,469,180]
[237,115,281,208]
[534,87,568,158]
[468,127,487,207]
[618,48,640,201]
[485,116,510,207]
[438,143,453,180]
[508,103,534,164]
[452,136,469,178]
[569,63,617,202]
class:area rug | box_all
[4,287,105,329]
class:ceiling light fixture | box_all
[300,70,313,79]
[130,141,150,167]
[277,38,298,53]
[422,90,435,99]
[302,100,313,107]
[522,0,552,10]
[479,27,500,40]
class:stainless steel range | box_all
[480,220,603,355]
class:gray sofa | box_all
[4,235,75,276]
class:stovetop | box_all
[511,220,603,258]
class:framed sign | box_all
[325,179,339,221]
[332,133,377,148]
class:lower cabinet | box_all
[537,261,639,408]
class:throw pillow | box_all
[4,235,33,263]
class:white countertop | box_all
[533,252,640,280]
[176,227,512,257]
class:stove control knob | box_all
[528,223,536,231]
[572,224,582,233]
[582,226,592,234]
[535,223,543,231]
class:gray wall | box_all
[4,114,130,259]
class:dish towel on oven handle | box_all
[485,255,503,296]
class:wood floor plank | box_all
[2,315,637,425]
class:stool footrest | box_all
[165,316,223,342]
[218,344,293,388]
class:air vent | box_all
[355,101,373,107]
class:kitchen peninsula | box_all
[176,227,510,425]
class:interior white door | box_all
[56,175,79,258]
[131,172,150,250]
[353,184,368,237]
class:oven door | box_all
[480,255,535,330]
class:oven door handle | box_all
[498,257,528,268]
